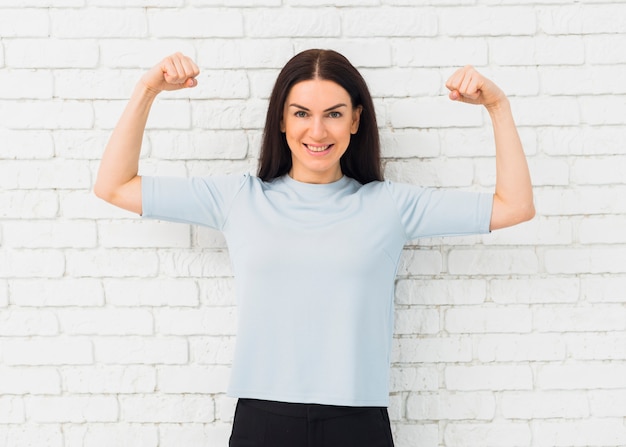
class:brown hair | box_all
[257,49,382,184]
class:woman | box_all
[95,50,534,446]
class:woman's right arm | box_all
[94,53,200,214]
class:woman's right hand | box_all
[140,52,200,94]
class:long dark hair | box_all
[257,49,382,184]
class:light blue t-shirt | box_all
[142,174,492,406]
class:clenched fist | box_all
[140,52,200,94]
[446,65,506,110]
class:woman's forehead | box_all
[286,79,351,107]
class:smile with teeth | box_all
[305,144,333,152]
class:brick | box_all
[545,247,626,274]
[62,366,156,394]
[581,95,626,126]
[66,249,159,278]
[385,159,474,187]
[0,281,7,307]
[537,186,626,216]
[538,126,625,156]
[0,8,49,37]
[442,7,536,36]
[533,304,626,332]
[5,39,99,68]
[390,97,483,129]
[155,307,237,336]
[294,40,392,68]
[566,333,626,361]
[588,390,626,417]
[54,69,139,100]
[10,278,104,307]
[0,396,24,423]
[197,39,293,69]
[0,250,65,278]
[0,309,58,336]
[50,8,147,38]
[543,66,626,96]
[394,37,488,68]
[58,308,154,335]
[26,396,118,423]
[3,220,96,248]
[572,156,626,186]
[158,249,233,278]
[406,391,496,421]
[392,336,472,363]
[394,307,439,335]
[104,278,199,307]
[490,278,578,304]
[0,425,63,447]
[157,365,230,393]
[389,366,438,393]
[94,337,187,364]
[0,100,93,130]
[396,279,485,306]
[0,367,61,395]
[445,307,532,334]
[537,364,626,390]
[448,248,539,275]
[98,220,190,248]
[380,129,440,159]
[392,424,438,447]
[94,99,190,130]
[160,423,232,447]
[581,276,626,303]
[64,424,159,447]
[0,160,92,189]
[534,419,626,447]
[0,70,52,99]
[445,422,531,447]
[445,365,533,390]
[539,4,626,35]
[148,8,244,38]
[476,334,566,362]
[397,249,443,276]
[195,227,229,250]
[120,395,214,423]
[100,39,196,69]
[0,130,54,159]
[53,129,112,160]
[244,8,340,37]
[2,338,93,366]
[189,336,236,365]
[483,217,573,246]
[342,7,437,37]
[502,391,589,419]
[513,97,580,126]
[490,36,584,66]
[586,35,626,65]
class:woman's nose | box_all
[309,117,327,140]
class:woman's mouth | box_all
[305,144,333,153]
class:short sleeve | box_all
[141,174,248,230]
[385,180,493,241]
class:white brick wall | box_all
[0,2,624,446]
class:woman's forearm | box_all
[488,98,535,230]
[94,83,157,207]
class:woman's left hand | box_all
[445,65,506,110]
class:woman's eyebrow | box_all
[288,103,348,112]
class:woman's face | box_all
[281,79,362,184]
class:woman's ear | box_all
[351,106,363,134]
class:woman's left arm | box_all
[446,65,535,231]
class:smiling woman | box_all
[94,49,533,447]
[280,79,362,183]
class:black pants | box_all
[229,398,395,447]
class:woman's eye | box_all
[328,111,342,118]
[295,111,307,118]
